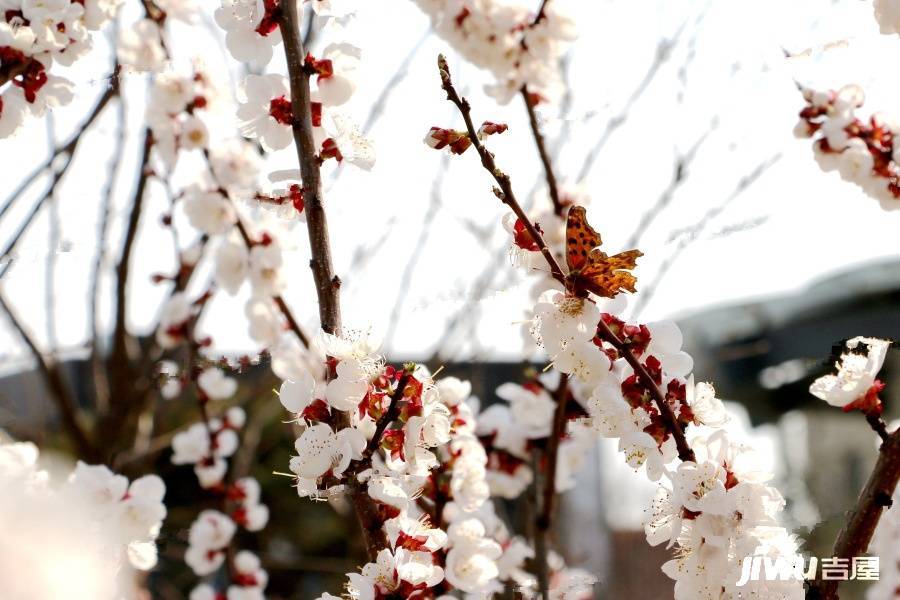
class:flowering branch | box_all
[357,370,412,466]
[596,321,696,462]
[277,1,399,563]
[438,55,565,282]
[231,204,311,349]
[807,428,900,599]
[437,55,695,463]
[278,0,342,337]
[807,337,900,598]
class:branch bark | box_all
[278,1,341,337]
[278,0,391,561]
[100,130,154,455]
[807,428,900,599]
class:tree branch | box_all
[437,55,565,284]
[0,81,117,229]
[807,428,900,599]
[278,1,341,337]
[521,86,564,217]
[0,288,98,460]
[358,372,410,466]
[533,373,569,599]
[279,0,394,561]
[438,55,696,463]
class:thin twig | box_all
[0,82,118,228]
[438,55,565,284]
[357,372,411,467]
[521,86,564,216]
[0,288,97,460]
[867,415,889,444]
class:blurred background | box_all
[3,0,900,597]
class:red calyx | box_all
[253,0,281,36]
[268,95,293,126]
[305,53,333,79]
[512,218,543,252]
[319,138,343,162]
[843,380,886,416]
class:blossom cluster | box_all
[486,195,803,597]
[0,442,166,597]
[527,289,804,598]
[411,0,576,103]
[276,329,537,597]
[223,2,374,170]
[794,84,900,210]
[167,363,270,598]
[0,0,120,136]
[476,375,593,500]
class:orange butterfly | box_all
[564,206,642,299]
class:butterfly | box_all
[564,205,642,299]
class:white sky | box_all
[3,0,900,367]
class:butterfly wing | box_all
[565,206,603,273]
[578,248,643,298]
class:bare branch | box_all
[521,86,564,216]
[0,81,118,229]
[437,55,565,284]
[0,288,97,460]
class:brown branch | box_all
[278,1,341,337]
[98,131,155,456]
[358,372,411,466]
[867,415,889,443]
[807,428,900,599]
[89,94,126,415]
[521,86,564,217]
[533,373,569,599]
[538,374,569,531]
[279,0,394,561]
[438,55,696,463]
[110,131,153,363]
[0,289,98,460]
[437,55,565,284]
[596,319,695,462]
